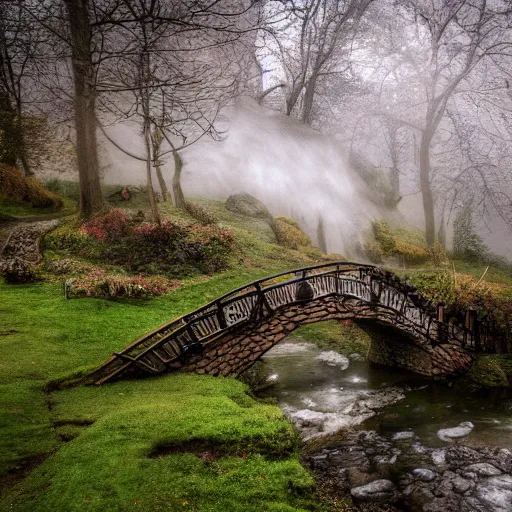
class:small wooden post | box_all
[255,282,272,314]
[217,301,227,329]
[437,303,445,323]
[465,308,480,351]
[436,303,446,344]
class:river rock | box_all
[437,422,474,443]
[412,468,437,482]
[432,448,446,466]
[393,431,417,441]
[350,479,397,503]
[452,475,472,494]
[225,193,271,218]
[475,475,512,510]
[463,463,502,477]
[315,351,350,369]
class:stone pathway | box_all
[0,219,60,281]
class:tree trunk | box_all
[143,119,160,224]
[419,129,436,247]
[155,165,169,203]
[301,73,318,125]
[63,0,104,219]
[151,126,170,203]
[172,149,186,209]
[317,215,328,253]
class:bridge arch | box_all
[89,262,484,385]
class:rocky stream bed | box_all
[259,340,512,511]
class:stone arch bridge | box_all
[89,262,494,385]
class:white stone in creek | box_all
[476,475,512,511]
[412,468,437,482]
[266,342,315,356]
[351,479,396,503]
[437,421,474,443]
[392,431,416,441]
[315,351,350,369]
[464,463,502,477]
[432,448,446,466]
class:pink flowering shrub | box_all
[81,209,129,241]
[68,272,179,299]
[47,213,236,276]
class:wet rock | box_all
[225,193,271,218]
[412,468,437,482]
[495,449,512,473]
[437,422,474,443]
[432,448,446,466]
[315,351,349,369]
[463,463,502,477]
[452,475,472,494]
[346,467,375,488]
[350,479,397,503]
[423,496,462,512]
[410,442,430,454]
[392,431,417,441]
[310,453,329,469]
[445,445,482,467]
[475,475,512,510]
[434,477,454,497]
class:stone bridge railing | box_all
[87,262,495,385]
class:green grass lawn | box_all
[0,267,323,510]
[0,191,329,512]
[0,196,77,219]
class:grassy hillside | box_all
[0,191,331,511]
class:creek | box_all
[259,339,512,510]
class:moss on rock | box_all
[469,355,512,387]
[0,164,63,210]
[272,217,311,250]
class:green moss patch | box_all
[1,375,314,512]
[271,217,311,250]
[292,320,370,356]
[469,355,512,387]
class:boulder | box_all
[225,193,271,219]
[475,475,512,510]
[412,468,437,482]
[350,479,397,503]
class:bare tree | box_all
[0,1,40,176]
[264,0,373,124]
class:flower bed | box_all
[66,270,179,299]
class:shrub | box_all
[42,258,99,276]
[67,272,179,299]
[271,217,311,250]
[46,215,236,277]
[81,209,129,241]
[44,222,96,254]
[0,164,63,209]
[395,239,430,265]
[453,202,489,262]
[44,179,80,202]
[184,201,218,225]
[364,219,429,265]
[363,238,384,264]
[372,219,396,255]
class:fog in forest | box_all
[3,0,512,260]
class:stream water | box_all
[260,340,512,448]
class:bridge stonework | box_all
[171,297,472,379]
[89,262,489,385]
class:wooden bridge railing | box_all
[88,261,495,385]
